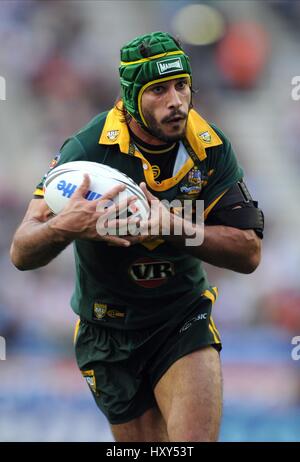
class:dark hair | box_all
[114,97,132,124]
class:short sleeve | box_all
[33,136,87,198]
[199,125,244,219]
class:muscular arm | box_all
[10,176,134,271]
[10,199,72,271]
[138,182,262,275]
[167,224,261,274]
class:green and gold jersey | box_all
[34,102,243,329]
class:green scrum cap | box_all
[119,31,192,128]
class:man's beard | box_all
[142,108,189,143]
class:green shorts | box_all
[74,293,222,425]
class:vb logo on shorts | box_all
[157,58,183,75]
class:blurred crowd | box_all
[0,0,299,441]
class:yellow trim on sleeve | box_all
[204,189,228,220]
[120,50,185,66]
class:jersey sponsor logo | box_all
[198,131,211,143]
[107,130,120,141]
[157,57,183,75]
[129,258,175,288]
[179,167,202,196]
[179,312,208,333]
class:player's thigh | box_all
[110,406,169,442]
[154,346,222,442]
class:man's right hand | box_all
[49,174,137,247]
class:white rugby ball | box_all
[43,161,150,233]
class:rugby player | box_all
[10,32,264,442]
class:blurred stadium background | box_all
[0,0,300,442]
